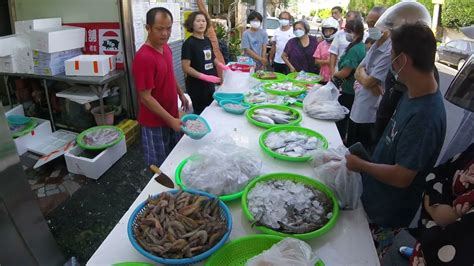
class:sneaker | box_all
[399,246,414,258]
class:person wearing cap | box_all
[281,20,319,73]
[347,6,391,151]
[346,22,446,259]
[313,17,339,83]
[269,11,295,74]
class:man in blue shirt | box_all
[346,22,447,253]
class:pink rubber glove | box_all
[198,73,221,84]
[217,62,231,71]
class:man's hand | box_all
[289,66,296,73]
[371,84,384,96]
[179,94,190,112]
[354,67,363,81]
[260,56,267,66]
[345,154,366,172]
[170,118,182,132]
[454,202,471,217]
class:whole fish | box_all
[264,131,323,157]
[252,114,275,124]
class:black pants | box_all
[347,120,376,154]
[273,62,289,74]
[336,92,354,143]
[186,80,215,115]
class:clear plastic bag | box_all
[312,146,363,210]
[181,140,262,196]
[246,238,320,266]
[303,82,349,121]
[83,128,120,146]
[219,69,261,93]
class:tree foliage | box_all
[347,0,433,17]
[441,0,474,28]
[318,9,332,19]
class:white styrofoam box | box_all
[4,104,25,116]
[0,35,17,57]
[56,85,119,104]
[13,117,52,156]
[0,56,16,73]
[30,26,85,53]
[28,129,77,155]
[65,55,116,76]
[65,138,127,180]
[14,17,62,35]
[34,64,65,76]
[33,48,82,60]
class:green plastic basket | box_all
[251,72,287,83]
[241,173,340,240]
[175,157,245,201]
[205,234,325,266]
[259,126,328,162]
[262,82,306,97]
[76,125,125,150]
[10,119,38,138]
[246,105,302,129]
[287,72,322,84]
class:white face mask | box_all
[390,53,407,81]
[279,19,290,27]
[345,32,353,42]
[250,21,261,29]
[368,27,383,41]
[294,29,305,38]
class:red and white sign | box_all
[64,22,124,69]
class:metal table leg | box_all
[90,83,109,125]
[42,79,56,131]
[3,76,12,108]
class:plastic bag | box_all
[181,140,262,196]
[312,146,363,210]
[246,238,320,266]
[219,69,261,93]
[83,128,120,146]
[303,82,349,121]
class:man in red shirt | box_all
[133,7,189,166]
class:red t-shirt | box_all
[132,44,178,127]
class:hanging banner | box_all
[64,22,124,69]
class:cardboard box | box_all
[34,65,65,76]
[0,35,17,57]
[65,138,127,180]
[15,18,62,35]
[33,48,82,60]
[65,55,116,76]
[30,26,85,53]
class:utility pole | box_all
[431,0,444,35]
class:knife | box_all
[150,165,175,188]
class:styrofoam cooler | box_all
[0,56,17,73]
[65,138,127,180]
[65,55,116,76]
[29,26,85,53]
[14,18,62,35]
[13,118,53,155]
[0,35,17,57]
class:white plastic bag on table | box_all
[312,145,363,210]
[219,69,261,93]
[246,238,320,266]
[181,139,262,196]
[303,82,349,121]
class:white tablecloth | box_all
[87,100,379,266]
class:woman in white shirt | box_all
[269,11,294,74]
